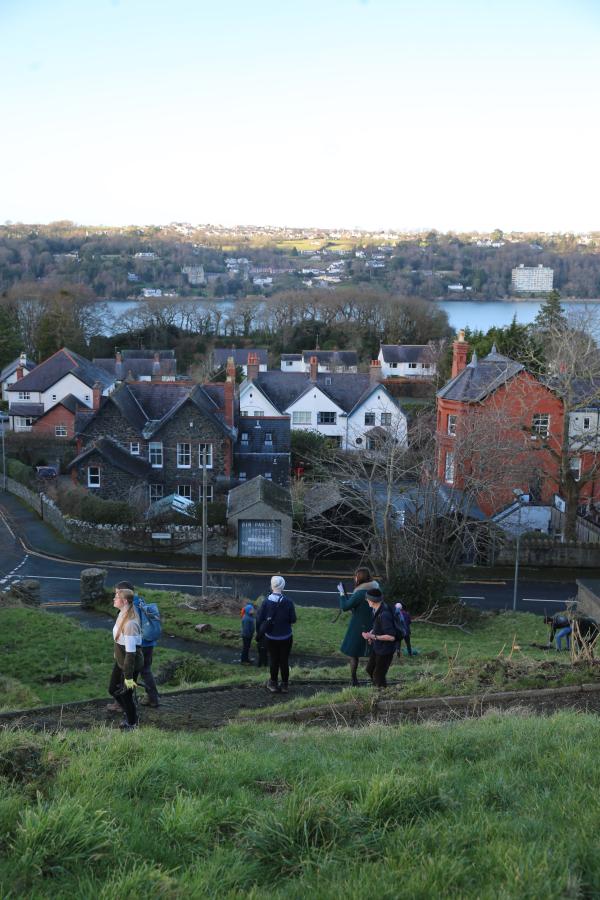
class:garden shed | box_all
[226,476,292,558]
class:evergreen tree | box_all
[534,289,566,331]
[0,302,22,370]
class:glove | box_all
[337,582,345,595]
[124,678,136,690]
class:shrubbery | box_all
[53,483,137,525]
[7,458,34,488]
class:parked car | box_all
[36,466,58,478]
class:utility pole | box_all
[201,457,208,599]
[1,420,5,491]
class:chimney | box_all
[369,359,382,384]
[451,329,470,379]
[223,356,236,427]
[152,351,161,381]
[247,352,259,382]
[115,349,122,364]
[92,381,102,410]
[19,351,27,367]
[309,355,318,382]
[16,366,24,381]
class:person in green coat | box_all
[337,567,380,686]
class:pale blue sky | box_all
[1,0,598,231]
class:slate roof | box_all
[437,348,524,403]
[121,349,175,360]
[0,356,36,382]
[227,475,293,518]
[7,348,114,393]
[301,350,358,367]
[236,416,291,453]
[249,371,382,415]
[280,354,302,362]
[8,403,45,417]
[67,437,152,478]
[33,394,81,421]
[93,358,177,379]
[213,348,268,368]
[380,344,432,364]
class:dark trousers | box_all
[141,646,159,703]
[267,636,293,685]
[365,651,393,688]
[109,663,138,725]
[398,636,413,656]
[241,635,252,663]
[256,637,269,668]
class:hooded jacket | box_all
[256,592,297,640]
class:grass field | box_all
[2,713,600,898]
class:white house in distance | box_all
[378,344,437,379]
[280,350,358,373]
[1,352,36,402]
[6,347,115,431]
[212,348,268,376]
[240,356,407,451]
[511,265,554,293]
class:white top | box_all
[113,615,142,654]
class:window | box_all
[444,451,455,484]
[292,411,311,425]
[532,413,550,438]
[325,377,332,385]
[177,442,191,468]
[54,424,67,437]
[199,443,213,468]
[149,484,163,503]
[149,442,163,468]
[423,363,431,369]
[254,409,264,417]
[317,411,336,424]
[199,484,214,502]
[264,472,272,480]
[238,472,247,481]
[391,362,398,369]
[84,394,90,402]
[241,410,250,416]
[447,414,457,436]
[88,466,100,488]
[264,432,273,445]
[241,433,249,445]
[130,442,140,455]
[20,417,33,428]
[177,484,192,499]
[366,436,377,450]
[52,394,57,401]
[381,412,392,426]
[583,417,591,431]
[408,363,417,369]
[364,412,376,426]
[285,360,293,366]
[570,458,582,481]
[326,435,342,448]
[18,391,30,400]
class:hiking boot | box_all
[265,680,280,693]
[106,702,122,713]
[351,677,359,687]
[280,682,289,694]
[140,696,159,708]
[119,720,138,731]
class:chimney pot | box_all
[369,359,382,383]
[309,355,318,382]
[451,330,470,379]
[247,352,259,382]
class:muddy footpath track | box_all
[0,680,349,732]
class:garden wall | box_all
[496,537,600,568]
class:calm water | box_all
[104,299,597,337]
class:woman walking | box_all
[338,567,380,686]
[256,576,296,694]
[109,587,143,730]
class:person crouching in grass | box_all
[109,587,143,730]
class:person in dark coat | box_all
[395,602,413,657]
[256,576,297,694]
[362,588,396,688]
[240,603,255,665]
[338,567,380,686]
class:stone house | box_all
[67,437,152,501]
[226,475,293,557]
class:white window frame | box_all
[253,409,264,417]
[199,484,214,502]
[177,484,192,499]
[317,411,337,425]
[130,442,140,455]
[177,442,191,468]
[18,391,31,400]
[238,471,247,481]
[51,394,57,401]
[55,424,68,437]
[408,362,417,369]
[264,432,273,445]
[583,417,591,431]
[88,466,101,488]
[380,412,392,426]
[199,443,213,469]
[264,472,272,480]
[149,442,163,468]
[448,414,457,436]
[444,451,455,484]
[149,484,163,503]
[532,413,550,438]
[364,412,376,426]
[292,411,311,425]
[241,433,249,444]
[570,458,582,481]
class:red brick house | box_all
[436,334,564,517]
[30,394,85,441]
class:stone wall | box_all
[6,478,42,514]
[496,537,600,568]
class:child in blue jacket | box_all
[241,603,256,665]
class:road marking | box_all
[459,596,485,600]
[522,598,569,604]
[0,510,16,539]
[143,582,232,590]
[42,601,81,607]
[26,575,81,581]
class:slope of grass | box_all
[2,713,600,897]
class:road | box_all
[0,505,577,614]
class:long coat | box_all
[339,580,379,658]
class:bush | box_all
[7,458,34,488]
[54,483,136,525]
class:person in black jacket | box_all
[362,588,396,688]
[256,575,297,694]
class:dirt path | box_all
[0,680,349,732]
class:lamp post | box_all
[1,419,6,491]
[201,455,208,600]
[512,489,524,612]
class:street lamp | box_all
[512,489,525,612]
[0,417,6,491]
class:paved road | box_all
[0,494,579,615]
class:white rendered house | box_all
[378,344,436,379]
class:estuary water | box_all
[103,298,597,336]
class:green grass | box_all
[2,713,600,897]
[0,608,180,709]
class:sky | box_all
[0,0,599,232]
